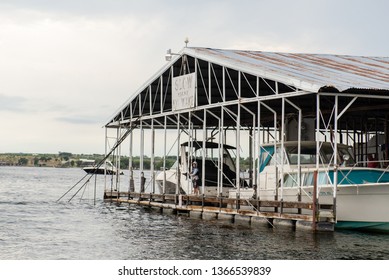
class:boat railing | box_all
[377,162,389,182]
[338,160,389,185]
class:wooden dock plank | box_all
[104,190,332,226]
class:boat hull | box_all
[83,167,117,175]
[155,170,234,196]
[232,183,389,232]
[335,221,389,232]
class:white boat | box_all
[230,141,389,232]
[155,141,248,196]
[83,160,123,175]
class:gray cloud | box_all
[0,93,27,111]
[56,115,105,125]
[0,0,388,154]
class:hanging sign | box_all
[172,72,196,111]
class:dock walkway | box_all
[104,191,335,232]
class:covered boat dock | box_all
[103,47,389,231]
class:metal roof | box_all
[183,47,389,92]
[106,47,389,128]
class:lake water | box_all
[1,166,389,260]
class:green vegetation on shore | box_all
[0,152,101,168]
[0,152,177,170]
[0,152,254,170]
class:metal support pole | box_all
[236,103,241,201]
[202,109,206,196]
[280,97,285,204]
[104,126,108,191]
[116,127,121,192]
[140,121,144,192]
[220,106,225,195]
[222,66,226,102]
[188,112,192,194]
[297,108,302,206]
[160,75,164,113]
[249,127,253,187]
[257,101,261,199]
[351,125,355,153]
[312,170,318,231]
[151,119,155,194]
[176,113,181,197]
[129,122,134,193]
[217,118,222,196]
[384,114,389,163]
[208,61,212,104]
[375,118,378,161]
[316,94,320,171]
[163,116,167,194]
[333,95,339,221]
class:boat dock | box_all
[59,46,389,233]
[104,190,335,231]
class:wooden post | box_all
[129,166,135,197]
[140,172,146,193]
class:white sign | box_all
[172,72,196,111]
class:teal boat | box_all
[255,141,389,232]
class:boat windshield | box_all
[191,147,236,172]
[285,144,355,165]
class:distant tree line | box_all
[116,156,177,170]
[116,156,253,171]
[2,152,255,170]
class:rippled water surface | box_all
[1,166,389,260]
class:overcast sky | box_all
[0,0,388,155]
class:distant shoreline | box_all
[0,153,178,170]
[0,152,104,168]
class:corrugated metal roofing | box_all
[183,47,389,92]
[106,47,389,126]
